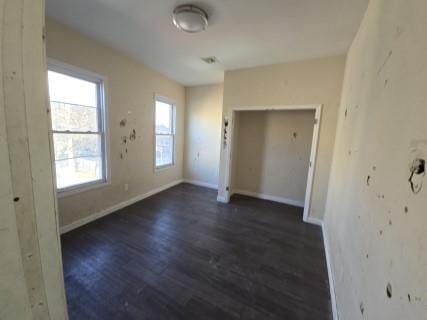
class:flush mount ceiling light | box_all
[173,4,208,33]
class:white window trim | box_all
[47,59,111,198]
[154,94,176,171]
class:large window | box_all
[155,97,175,169]
[48,63,107,192]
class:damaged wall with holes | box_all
[231,110,314,206]
[218,56,346,219]
[46,18,185,227]
[184,84,223,187]
[324,0,427,318]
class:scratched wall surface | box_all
[0,0,68,319]
[324,0,427,318]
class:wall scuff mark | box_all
[223,118,229,148]
[129,129,136,141]
[386,283,393,298]
[377,50,393,75]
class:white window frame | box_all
[154,95,176,171]
[47,59,110,197]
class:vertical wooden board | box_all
[22,0,68,318]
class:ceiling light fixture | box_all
[173,4,208,33]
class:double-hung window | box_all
[155,97,175,169]
[47,63,108,192]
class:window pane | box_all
[53,133,102,160]
[53,133,103,189]
[55,157,103,189]
[48,70,98,107]
[156,135,173,167]
[51,101,98,132]
[155,101,172,134]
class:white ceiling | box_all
[46,0,369,86]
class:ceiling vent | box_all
[201,56,218,64]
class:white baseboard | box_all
[216,195,228,203]
[60,179,184,234]
[232,189,304,208]
[304,216,323,226]
[321,221,338,320]
[183,179,218,190]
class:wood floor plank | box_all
[61,183,332,319]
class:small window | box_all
[47,64,108,192]
[155,97,175,169]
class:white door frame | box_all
[222,104,322,223]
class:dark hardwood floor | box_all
[61,183,332,320]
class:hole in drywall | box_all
[404,206,409,213]
[408,158,425,194]
[408,294,411,302]
[360,302,364,314]
[386,283,393,298]
[119,119,127,127]
[293,132,297,139]
[129,129,137,141]
[367,175,371,186]
[13,197,20,202]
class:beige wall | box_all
[232,110,315,205]
[219,56,346,219]
[184,84,223,187]
[45,18,186,227]
[324,0,427,319]
[0,1,67,319]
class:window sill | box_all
[57,179,110,198]
[155,163,175,172]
